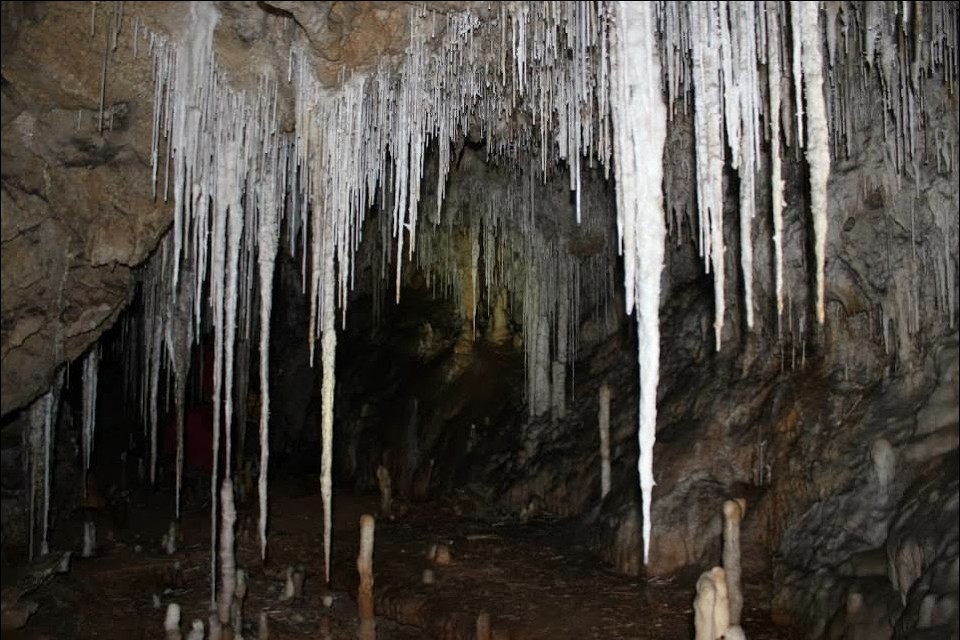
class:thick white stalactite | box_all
[794,1,831,325]
[731,2,761,330]
[609,1,668,564]
[767,4,787,323]
[319,256,337,584]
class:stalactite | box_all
[257,165,281,560]
[82,347,100,501]
[767,3,787,324]
[688,2,727,349]
[319,251,337,584]
[608,1,668,564]
[794,1,831,325]
[27,371,63,559]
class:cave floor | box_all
[9,476,800,639]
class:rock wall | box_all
[1,3,170,414]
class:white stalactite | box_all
[795,1,831,324]
[767,4,787,323]
[82,347,100,498]
[689,2,727,349]
[609,1,668,564]
[29,371,62,559]
[319,232,337,584]
[257,170,280,560]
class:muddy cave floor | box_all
[11,476,801,639]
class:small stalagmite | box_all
[427,542,452,566]
[279,565,305,602]
[279,566,295,602]
[81,522,96,558]
[232,568,247,633]
[218,478,238,631]
[208,611,222,640]
[164,603,182,640]
[376,465,393,517]
[476,612,492,640]
[163,521,179,555]
[357,514,376,640]
[185,620,205,640]
[722,498,746,626]
[257,611,269,640]
[292,565,305,599]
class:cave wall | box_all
[1,2,171,414]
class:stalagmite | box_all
[376,465,393,517]
[712,567,731,638]
[722,499,746,626]
[598,383,612,500]
[609,1,668,564]
[185,620,205,640]
[694,569,717,640]
[233,567,247,633]
[82,521,96,558]
[357,514,376,640]
[871,438,896,499]
[476,612,492,640]
[164,521,179,555]
[694,566,730,640]
[218,478,237,629]
[257,611,269,640]
[164,603,182,640]
[279,566,296,602]
[292,565,305,600]
[209,612,222,640]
